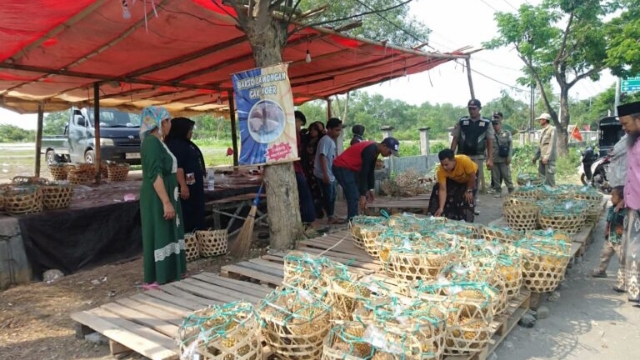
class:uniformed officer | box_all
[490,112,514,196]
[532,113,557,186]
[451,99,494,210]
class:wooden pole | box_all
[326,98,332,120]
[93,82,102,183]
[465,57,475,99]
[34,103,44,177]
[227,90,239,168]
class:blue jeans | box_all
[295,172,316,224]
[332,165,360,220]
[316,178,337,218]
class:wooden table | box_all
[366,194,431,215]
[206,193,267,236]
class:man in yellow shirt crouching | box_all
[427,149,478,222]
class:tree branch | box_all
[568,67,602,88]
[218,0,246,27]
[516,45,557,122]
[290,0,414,36]
[554,11,574,67]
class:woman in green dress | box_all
[139,106,187,289]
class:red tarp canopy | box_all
[0,0,470,115]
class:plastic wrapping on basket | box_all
[482,225,523,244]
[328,297,447,360]
[387,232,458,284]
[516,173,543,186]
[537,200,588,234]
[178,301,262,360]
[515,238,571,293]
[323,269,373,321]
[410,281,497,356]
[349,215,388,249]
[439,253,508,316]
[258,287,332,360]
[282,251,347,303]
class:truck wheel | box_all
[45,150,55,164]
[85,150,95,164]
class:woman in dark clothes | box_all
[165,117,206,233]
[302,121,325,218]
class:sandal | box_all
[141,282,160,291]
[591,270,607,278]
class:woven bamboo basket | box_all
[2,186,42,215]
[538,212,586,234]
[496,247,523,300]
[536,185,574,201]
[178,302,262,360]
[516,239,571,293]
[324,276,372,321]
[12,176,48,185]
[324,305,446,360]
[100,162,109,178]
[440,259,509,317]
[67,167,95,185]
[411,283,497,356]
[107,163,130,182]
[503,203,539,231]
[361,224,387,260]
[48,164,68,181]
[282,251,346,304]
[387,234,457,284]
[511,187,540,202]
[259,288,332,360]
[349,216,386,249]
[41,184,73,210]
[184,233,200,262]
[574,191,604,224]
[516,173,543,186]
[0,189,4,212]
[525,230,572,244]
[195,229,228,257]
[482,226,523,244]
[321,322,373,360]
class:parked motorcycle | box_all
[578,147,611,193]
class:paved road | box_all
[495,205,640,360]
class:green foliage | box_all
[483,0,634,154]
[298,0,430,47]
[43,110,69,135]
[0,124,35,143]
[509,143,581,183]
[605,0,640,78]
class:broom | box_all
[230,183,264,258]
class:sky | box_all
[0,0,618,131]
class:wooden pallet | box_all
[444,289,531,360]
[70,273,271,360]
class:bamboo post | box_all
[228,90,239,168]
[326,98,332,120]
[465,57,475,99]
[34,103,44,177]
[93,82,102,183]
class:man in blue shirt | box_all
[314,118,345,224]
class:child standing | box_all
[592,186,627,286]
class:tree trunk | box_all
[245,20,302,251]
[557,87,570,156]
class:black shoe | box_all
[474,210,480,215]
[613,286,626,293]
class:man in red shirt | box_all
[332,137,399,220]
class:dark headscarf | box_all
[165,117,195,142]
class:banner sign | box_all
[232,63,297,165]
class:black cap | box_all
[468,99,482,108]
[381,137,400,156]
[493,111,503,118]
[617,101,640,117]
